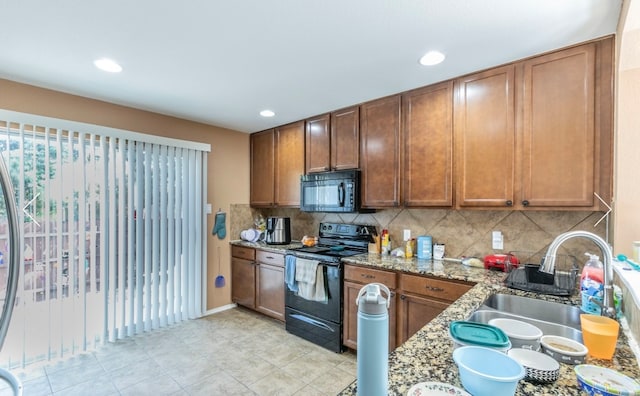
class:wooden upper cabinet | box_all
[250,122,304,208]
[520,42,597,207]
[305,107,360,173]
[275,121,305,207]
[250,130,275,207]
[331,106,360,171]
[455,65,516,208]
[403,81,454,207]
[360,95,402,208]
[305,114,331,173]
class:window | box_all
[0,110,210,368]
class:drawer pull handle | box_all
[266,256,274,259]
[425,286,444,292]
[361,274,375,279]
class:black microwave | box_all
[300,170,360,213]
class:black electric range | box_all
[284,222,377,353]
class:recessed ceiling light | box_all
[419,51,445,66]
[260,110,275,117]
[94,58,123,73]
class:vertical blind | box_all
[0,110,210,368]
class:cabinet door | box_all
[399,274,472,302]
[403,81,454,207]
[343,280,397,351]
[520,43,596,207]
[305,114,331,173]
[331,106,360,170]
[256,262,285,321]
[360,95,401,208]
[397,293,448,345]
[455,65,516,208]
[250,130,275,207]
[231,257,255,309]
[275,121,305,206]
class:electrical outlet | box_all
[492,231,504,250]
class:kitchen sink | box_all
[466,293,583,343]
[483,294,582,330]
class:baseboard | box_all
[202,303,237,317]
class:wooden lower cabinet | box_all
[343,265,398,351]
[343,264,475,350]
[230,245,285,321]
[397,273,474,345]
[255,251,285,321]
[397,293,449,344]
[344,280,397,351]
[231,257,256,308]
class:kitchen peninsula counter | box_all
[338,254,640,395]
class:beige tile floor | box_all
[1,307,357,396]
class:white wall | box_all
[614,0,640,258]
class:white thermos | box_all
[356,283,390,396]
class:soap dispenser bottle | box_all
[581,252,604,290]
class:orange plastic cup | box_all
[580,314,620,359]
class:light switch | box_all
[206,203,212,214]
[492,231,504,250]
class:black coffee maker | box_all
[265,217,291,245]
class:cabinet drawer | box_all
[231,245,255,261]
[399,274,472,302]
[256,250,285,267]
[344,265,397,289]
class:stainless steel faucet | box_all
[540,230,616,318]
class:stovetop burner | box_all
[286,222,377,263]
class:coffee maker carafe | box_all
[265,217,291,245]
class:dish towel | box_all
[285,255,298,293]
[295,258,327,303]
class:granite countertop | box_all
[230,239,303,253]
[228,241,640,395]
[338,254,640,396]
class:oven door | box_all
[285,307,344,353]
[285,262,342,323]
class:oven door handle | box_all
[290,314,335,333]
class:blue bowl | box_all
[575,364,640,396]
[453,346,526,396]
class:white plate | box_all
[407,381,471,396]
[508,348,560,371]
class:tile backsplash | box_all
[230,204,609,264]
[230,204,640,338]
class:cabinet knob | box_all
[324,166,330,171]
[400,295,406,300]
[522,200,530,207]
[506,200,513,207]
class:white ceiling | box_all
[0,0,622,133]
